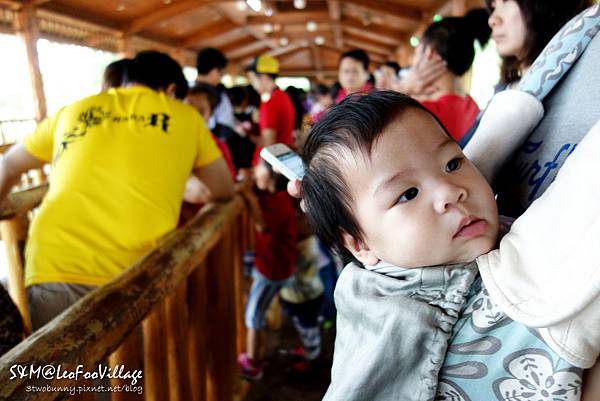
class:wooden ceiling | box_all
[0,0,484,80]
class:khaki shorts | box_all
[27,282,96,330]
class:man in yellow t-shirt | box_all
[0,51,234,329]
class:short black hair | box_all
[227,86,248,107]
[124,51,188,99]
[196,47,228,75]
[382,61,401,75]
[421,8,491,77]
[187,83,220,112]
[340,49,369,71]
[102,58,131,90]
[301,91,447,264]
[311,83,331,97]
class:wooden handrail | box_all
[0,195,246,401]
[0,183,48,220]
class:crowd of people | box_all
[1,0,600,399]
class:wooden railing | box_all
[0,185,255,401]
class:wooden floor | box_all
[242,319,335,401]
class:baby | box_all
[300,91,597,400]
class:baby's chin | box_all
[453,239,496,264]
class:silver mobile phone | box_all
[259,143,305,181]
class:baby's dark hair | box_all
[301,90,448,263]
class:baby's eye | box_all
[397,187,419,203]
[445,157,463,173]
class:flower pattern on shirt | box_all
[462,283,510,333]
[493,349,582,401]
[437,379,472,401]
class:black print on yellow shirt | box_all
[56,106,172,160]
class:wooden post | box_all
[0,218,32,334]
[118,34,135,59]
[14,5,46,123]
[108,329,143,401]
[233,215,247,356]
[142,307,169,401]
[205,230,236,401]
[165,281,192,401]
[187,261,209,401]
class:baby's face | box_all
[341,109,499,267]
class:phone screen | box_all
[277,151,305,179]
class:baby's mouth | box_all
[454,216,488,238]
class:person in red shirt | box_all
[238,55,298,380]
[405,9,491,142]
[247,54,296,165]
[335,49,373,104]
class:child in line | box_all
[237,160,297,380]
[300,91,600,400]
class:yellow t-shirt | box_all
[22,86,221,286]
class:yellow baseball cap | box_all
[249,54,279,74]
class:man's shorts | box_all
[244,269,292,330]
[27,282,97,330]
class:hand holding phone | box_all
[259,143,305,181]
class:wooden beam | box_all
[209,4,276,50]
[327,0,344,49]
[342,24,401,47]
[341,15,408,40]
[344,0,422,22]
[220,36,257,55]
[344,38,393,58]
[271,32,334,42]
[180,20,238,47]
[277,46,311,64]
[123,0,217,34]
[343,44,386,62]
[230,45,272,65]
[268,42,307,59]
[247,11,330,25]
[14,6,46,122]
[344,32,395,53]
[228,40,273,60]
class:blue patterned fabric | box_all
[438,278,583,401]
[519,4,600,100]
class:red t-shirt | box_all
[421,94,480,142]
[255,190,297,281]
[252,89,296,166]
[334,82,373,104]
[213,134,236,178]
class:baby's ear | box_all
[341,231,379,266]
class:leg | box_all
[246,328,265,361]
[239,270,283,380]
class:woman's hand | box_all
[394,44,446,98]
